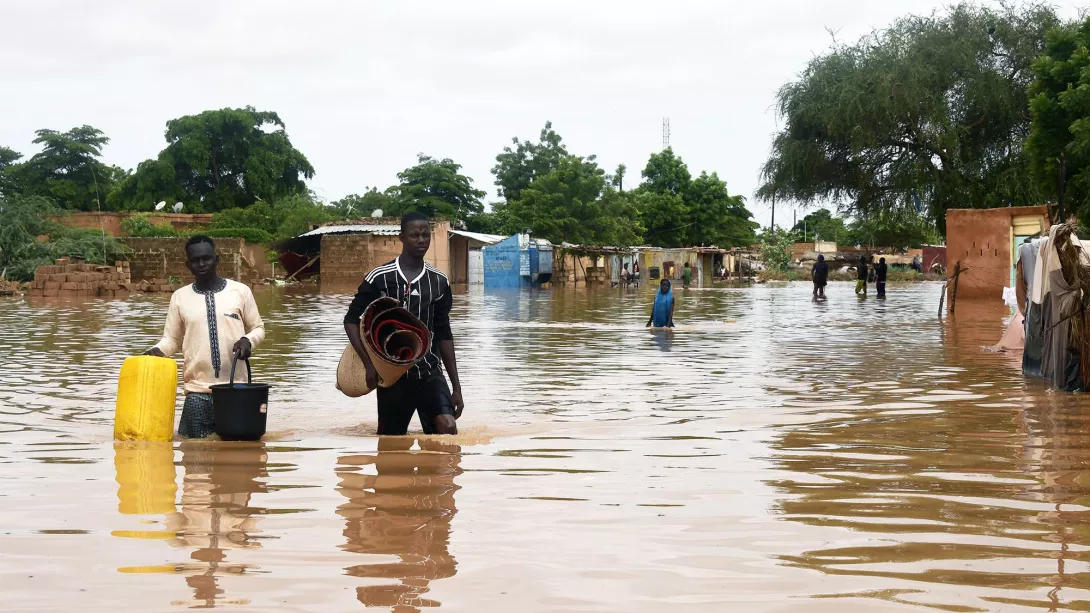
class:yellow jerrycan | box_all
[114,356,178,442]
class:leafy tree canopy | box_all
[1027,16,1090,222]
[791,208,848,243]
[387,154,485,222]
[7,126,122,211]
[114,107,314,212]
[491,121,572,202]
[500,156,643,247]
[759,2,1060,233]
[638,148,756,248]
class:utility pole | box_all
[771,195,775,230]
[662,118,670,150]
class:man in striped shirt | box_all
[343,212,464,435]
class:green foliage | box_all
[759,3,1060,232]
[387,155,485,221]
[0,196,128,281]
[1027,17,1090,222]
[202,227,274,244]
[491,121,571,202]
[209,193,334,243]
[759,228,797,272]
[0,146,22,198]
[636,190,688,246]
[114,107,314,212]
[844,206,943,248]
[6,126,120,211]
[120,215,180,237]
[465,205,508,235]
[330,188,397,219]
[791,208,848,242]
[500,156,643,246]
[641,148,691,196]
[638,148,757,248]
[108,158,186,212]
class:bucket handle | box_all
[228,353,252,387]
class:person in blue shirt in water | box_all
[646,279,675,328]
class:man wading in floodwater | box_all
[811,254,828,300]
[855,255,869,296]
[343,212,464,435]
[145,236,266,438]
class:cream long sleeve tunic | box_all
[154,279,266,394]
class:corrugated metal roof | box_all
[300,224,400,237]
[449,229,505,245]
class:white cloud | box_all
[1,0,1085,225]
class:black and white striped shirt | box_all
[344,258,453,382]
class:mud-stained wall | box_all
[120,237,247,283]
[57,212,213,237]
[945,206,1048,301]
[319,220,452,285]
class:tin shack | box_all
[483,234,554,289]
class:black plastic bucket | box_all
[209,356,270,441]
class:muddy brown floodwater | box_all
[1,281,1089,612]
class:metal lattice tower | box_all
[662,117,670,150]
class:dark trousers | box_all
[877,282,886,297]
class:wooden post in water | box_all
[950,260,962,314]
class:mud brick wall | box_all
[945,206,1048,301]
[320,226,452,285]
[120,238,245,283]
[56,212,213,237]
[319,234,376,284]
[28,259,132,298]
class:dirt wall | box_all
[945,206,1048,302]
[319,222,452,285]
[120,237,250,283]
[58,212,213,237]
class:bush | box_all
[0,196,129,281]
[209,194,335,244]
[121,215,180,237]
[759,228,796,272]
[202,227,274,245]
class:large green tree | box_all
[1027,17,1090,222]
[0,146,21,198]
[330,188,398,219]
[791,208,848,242]
[758,2,1060,233]
[114,107,314,212]
[687,171,758,247]
[7,126,122,211]
[501,155,642,246]
[637,148,756,247]
[387,154,485,221]
[491,121,572,202]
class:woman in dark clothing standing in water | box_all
[811,254,829,300]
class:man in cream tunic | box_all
[146,236,265,438]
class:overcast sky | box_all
[2,0,1086,228]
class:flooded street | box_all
[2,282,1089,612]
